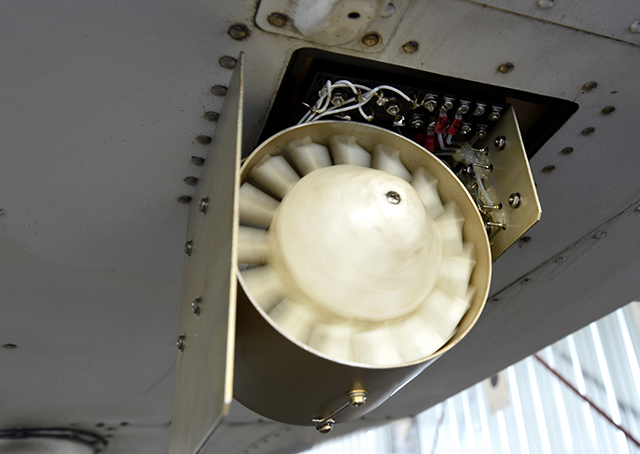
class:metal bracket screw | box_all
[184,240,193,256]
[198,197,209,214]
[191,298,202,316]
[176,335,187,352]
[509,193,522,208]
[386,191,401,204]
[494,136,506,150]
[361,33,380,47]
[313,419,335,434]
[348,390,367,408]
[228,24,249,40]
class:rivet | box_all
[560,147,574,155]
[386,191,401,204]
[520,278,531,284]
[196,135,212,145]
[192,298,202,316]
[542,165,555,173]
[583,81,598,92]
[177,196,192,204]
[219,56,237,69]
[630,21,640,33]
[593,231,606,239]
[228,24,249,40]
[3,343,17,349]
[601,106,615,115]
[184,176,198,186]
[199,197,209,214]
[176,335,187,352]
[184,240,193,256]
[497,62,514,74]
[555,256,567,263]
[581,127,595,136]
[494,136,506,150]
[537,0,554,9]
[204,111,219,122]
[402,41,419,53]
[509,193,522,208]
[361,33,380,47]
[191,156,205,166]
[268,12,287,27]
[211,85,228,96]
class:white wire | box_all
[438,133,459,152]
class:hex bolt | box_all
[331,92,346,107]
[204,111,219,122]
[228,24,249,40]
[268,12,287,27]
[509,193,522,208]
[211,85,228,96]
[361,33,380,47]
[593,231,607,239]
[583,81,598,92]
[192,298,202,316]
[196,135,212,144]
[184,176,198,186]
[386,191,401,204]
[542,165,556,174]
[348,391,367,408]
[402,41,419,53]
[497,62,514,74]
[184,240,193,256]
[177,196,192,204]
[385,100,401,116]
[494,136,506,150]
[560,147,574,155]
[581,127,595,136]
[219,56,237,69]
[176,335,187,352]
[199,197,209,214]
[601,106,615,115]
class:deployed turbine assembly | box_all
[168,51,559,453]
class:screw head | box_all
[509,193,522,208]
[497,62,514,74]
[331,92,346,107]
[629,20,640,33]
[184,240,193,256]
[191,156,205,166]
[184,176,198,186]
[176,335,187,352]
[494,136,506,150]
[425,99,438,112]
[386,191,401,204]
[219,56,237,69]
[411,116,424,129]
[348,391,367,407]
[268,12,287,27]
[315,420,334,434]
[211,85,228,96]
[489,112,501,121]
[560,147,574,155]
[177,196,192,204]
[192,298,202,316]
[581,127,595,136]
[402,41,419,53]
[593,231,607,239]
[361,33,380,47]
[583,81,598,92]
[204,111,219,122]
[228,24,249,40]
[601,106,615,115]
[196,135,212,144]
[385,102,401,116]
[542,165,556,174]
[199,197,209,214]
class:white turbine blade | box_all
[269,299,315,344]
[437,243,476,298]
[285,136,331,175]
[434,202,465,256]
[308,322,352,362]
[352,325,403,366]
[248,155,300,200]
[390,314,448,362]
[239,183,279,229]
[241,266,284,312]
[329,135,371,167]
[237,226,270,265]
[411,167,444,219]
[371,144,411,181]
[418,287,474,340]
